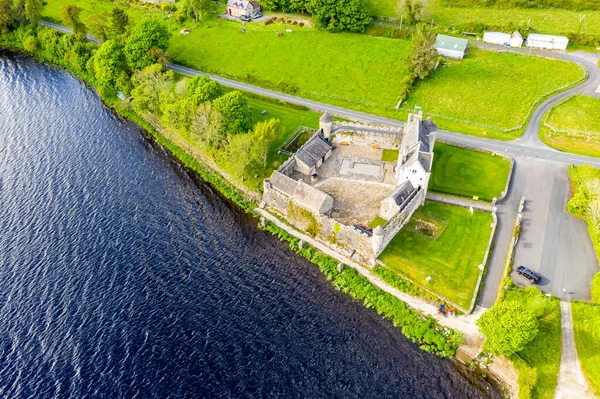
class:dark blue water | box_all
[0,53,501,399]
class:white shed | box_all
[526,34,569,51]
[483,32,510,46]
[509,31,523,47]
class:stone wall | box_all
[278,155,297,176]
[331,129,402,149]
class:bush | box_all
[292,21,298,25]
[592,272,600,303]
[298,22,304,27]
[477,301,539,356]
[23,36,38,52]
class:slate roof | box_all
[435,34,469,52]
[399,114,437,172]
[390,181,415,206]
[320,112,333,123]
[226,0,260,9]
[269,171,333,214]
[296,134,333,169]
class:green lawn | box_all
[504,288,562,399]
[572,301,600,397]
[540,95,600,158]
[430,142,511,201]
[378,201,492,309]
[401,48,585,139]
[368,0,600,36]
[381,148,399,162]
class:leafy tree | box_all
[186,75,223,105]
[131,63,174,115]
[182,0,213,22]
[212,91,253,134]
[115,70,132,96]
[91,40,125,85]
[23,36,38,52]
[222,133,253,181]
[477,301,539,356]
[307,0,371,33]
[399,0,423,25]
[124,19,171,70]
[87,13,108,42]
[189,102,226,148]
[162,97,196,132]
[62,5,87,41]
[24,0,41,23]
[250,118,281,169]
[107,8,129,38]
[408,23,437,80]
[0,0,13,33]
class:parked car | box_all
[239,15,251,22]
[516,266,542,284]
[253,12,263,19]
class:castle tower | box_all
[319,112,333,140]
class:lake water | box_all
[0,52,501,398]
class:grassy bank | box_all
[378,201,493,310]
[430,142,511,201]
[540,95,600,158]
[571,301,600,396]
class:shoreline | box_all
[0,45,515,394]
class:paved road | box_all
[39,20,600,305]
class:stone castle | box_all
[262,112,437,264]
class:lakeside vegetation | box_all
[571,301,600,396]
[378,201,492,310]
[540,95,600,158]
[430,142,511,201]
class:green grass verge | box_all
[540,95,600,158]
[504,288,561,399]
[382,148,399,162]
[378,201,492,309]
[430,142,511,201]
[571,301,600,396]
[368,216,387,228]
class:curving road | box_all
[39,20,600,306]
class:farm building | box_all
[435,34,469,60]
[483,32,510,46]
[510,31,523,47]
[226,0,261,17]
[526,34,569,51]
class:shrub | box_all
[517,363,538,399]
[477,301,539,356]
[292,21,298,25]
[23,36,38,52]
[298,22,304,27]
[592,272,600,303]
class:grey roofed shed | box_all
[295,134,334,169]
[435,34,468,52]
[268,171,334,214]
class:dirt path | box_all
[554,301,596,399]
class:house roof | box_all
[390,181,415,206]
[435,34,469,52]
[483,32,511,41]
[399,114,437,173]
[226,0,259,9]
[295,134,333,169]
[511,31,523,39]
[319,111,333,123]
[527,33,568,42]
[269,171,333,214]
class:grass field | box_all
[504,288,561,399]
[572,301,600,396]
[368,0,600,36]
[540,95,600,158]
[430,142,511,201]
[378,201,492,309]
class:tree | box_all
[477,301,539,356]
[23,36,38,52]
[107,8,129,38]
[186,75,223,105]
[408,23,437,80]
[24,0,41,23]
[124,19,171,70]
[131,63,175,115]
[182,0,213,22]
[91,40,125,85]
[87,13,108,42]
[62,5,87,41]
[212,91,253,134]
[307,0,371,33]
[399,0,423,25]
[189,102,226,148]
[222,133,253,181]
[0,0,12,33]
[251,119,281,169]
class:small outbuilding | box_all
[295,133,334,176]
[226,0,261,17]
[435,34,469,60]
[510,31,523,47]
[526,33,569,51]
[483,31,510,46]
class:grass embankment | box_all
[540,95,600,158]
[368,0,600,36]
[430,142,511,201]
[41,0,171,25]
[378,201,492,310]
[571,302,600,396]
[503,288,562,399]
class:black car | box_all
[239,15,251,22]
[516,266,542,284]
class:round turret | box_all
[319,112,333,140]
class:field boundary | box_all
[468,210,498,313]
[496,197,525,305]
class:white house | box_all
[435,34,469,60]
[226,0,261,17]
[483,31,511,46]
[526,34,569,51]
[510,31,523,47]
